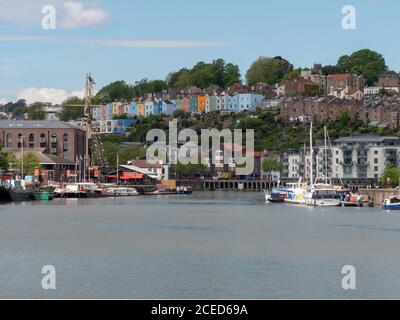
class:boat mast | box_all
[116,153,119,185]
[21,135,24,178]
[310,122,313,186]
[324,126,327,183]
[83,74,95,183]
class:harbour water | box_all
[0,191,400,299]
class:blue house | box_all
[128,102,137,117]
[227,95,239,113]
[237,93,264,112]
[189,97,198,113]
[162,100,176,116]
[114,119,136,135]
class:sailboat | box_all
[303,124,340,207]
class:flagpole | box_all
[74,156,77,183]
[116,153,119,185]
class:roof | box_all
[119,164,158,179]
[334,134,400,143]
[0,120,78,129]
[8,148,74,165]
[129,159,162,169]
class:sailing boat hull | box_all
[305,198,340,207]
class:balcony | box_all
[385,151,397,159]
[356,161,369,167]
[341,144,353,151]
[356,144,368,151]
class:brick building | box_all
[280,97,361,123]
[0,120,86,181]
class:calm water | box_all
[0,191,399,299]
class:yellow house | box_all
[197,95,206,113]
[112,102,120,116]
[137,102,145,116]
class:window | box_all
[63,134,68,160]
[374,150,378,155]
[29,133,34,148]
[374,166,379,172]
[51,133,57,154]
[6,133,12,148]
[17,133,23,148]
[40,134,46,148]
[374,159,378,164]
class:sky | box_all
[0,0,397,104]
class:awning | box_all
[106,173,144,180]
[120,173,144,180]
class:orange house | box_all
[197,95,206,113]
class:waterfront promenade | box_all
[177,180,277,191]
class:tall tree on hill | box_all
[28,102,46,120]
[58,96,84,121]
[337,49,387,85]
[246,56,293,85]
[167,59,241,90]
[95,80,134,103]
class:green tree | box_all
[28,102,46,120]
[95,80,134,103]
[58,96,84,121]
[246,56,293,85]
[262,157,281,173]
[223,63,241,87]
[380,165,400,188]
[283,69,301,81]
[17,152,41,176]
[337,55,350,73]
[338,49,387,85]
[0,149,16,172]
[167,59,241,90]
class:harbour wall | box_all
[176,180,277,191]
[359,188,400,206]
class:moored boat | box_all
[303,183,341,207]
[0,175,36,202]
[177,186,193,195]
[34,186,55,201]
[102,187,139,197]
[382,197,400,210]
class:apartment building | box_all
[282,134,400,186]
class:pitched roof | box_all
[129,159,162,169]
[7,148,74,165]
[0,120,78,129]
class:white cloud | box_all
[0,34,228,48]
[0,0,108,28]
[17,87,85,104]
[0,98,8,105]
[60,1,108,28]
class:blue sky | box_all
[0,0,397,103]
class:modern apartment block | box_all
[282,134,400,186]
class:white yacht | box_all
[283,178,307,205]
[303,182,341,207]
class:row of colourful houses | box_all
[92,93,265,121]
